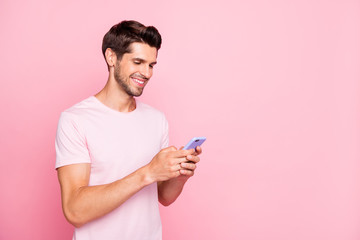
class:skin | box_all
[57,42,202,228]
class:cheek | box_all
[127,66,140,76]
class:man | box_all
[55,20,202,240]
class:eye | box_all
[149,65,154,69]
[134,61,141,65]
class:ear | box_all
[105,48,117,68]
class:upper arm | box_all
[55,112,91,169]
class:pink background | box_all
[1,0,359,239]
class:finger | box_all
[171,162,183,171]
[194,146,202,155]
[180,169,194,176]
[180,162,197,170]
[171,170,181,178]
[174,148,195,158]
[172,156,187,165]
[186,155,200,163]
[179,146,184,150]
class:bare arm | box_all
[157,146,202,206]
[58,163,152,228]
[58,146,194,228]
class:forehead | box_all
[125,42,158,62]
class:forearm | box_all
[63,166,153,227]
[157,154,200,206]
[157,176,188,206]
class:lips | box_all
[131,77,146,87]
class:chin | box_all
[130,90,143,97]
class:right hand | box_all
[146,146,196,182]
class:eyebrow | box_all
[133,57,157,65]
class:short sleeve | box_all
[55,112,91,169]
[160,114,169,149]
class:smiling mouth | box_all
[131,77,146,87]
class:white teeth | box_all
[132,78,144,84]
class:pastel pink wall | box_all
[0,0,359,239]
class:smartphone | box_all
[183,137,206,150]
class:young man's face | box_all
[114,42,158,97]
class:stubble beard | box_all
[114,65,143,97]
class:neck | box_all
[95,76,136,113]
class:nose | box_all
[140,65,152,79]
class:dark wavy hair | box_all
[102,20,162,61]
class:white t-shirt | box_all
[55,96,169,240]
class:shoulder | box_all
[60,96,99,120]
[63,97,97,115]
[57,96,99,128]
